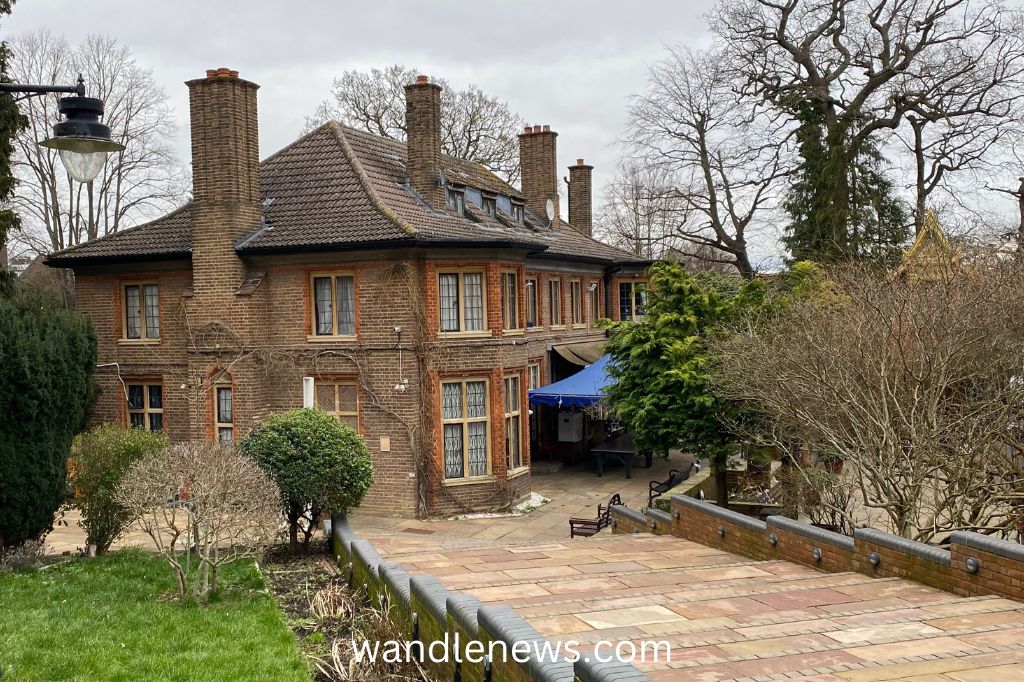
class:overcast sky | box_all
[6,0,718,225]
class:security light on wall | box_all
[588,282,598,292]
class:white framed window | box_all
[527,363,541,391]
[549,278,562,326]
[570,280,583,325]
[618,281,648,322]
[504,374,523,471]
[501,271,519,331]
[525,277,538,328]
[123,283,160,340]
[511,202,525,224]
[315,381,359,430]
[441,378,490,479]
[215,385,233,445]
[439,271,485,333]
[127,382,163,432]
[311,273,356,337]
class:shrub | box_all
[117,441,282,601]
[239,408,373,551]
[70,423,167,554]
[0,291,96,550]
[0,539,46,575]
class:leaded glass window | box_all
[438,272,485,333]
[312,274,356,336]
[440,379,489,479]
[123,283,160,340]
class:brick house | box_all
[45,68,649,517]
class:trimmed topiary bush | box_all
[238,408,373,551]
[70,423,167,554]
[0,292,96,550]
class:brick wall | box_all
[615,493,1024,604]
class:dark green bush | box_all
[70,423,167,553]
[238,408,373,550]
[0,292,96,550]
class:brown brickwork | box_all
[566,159,593,236]
[518,125,559,226]
[404,75,445,209]
[55,69,650,520]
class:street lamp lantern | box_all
[39,95,125,183]
[1,75,125,183]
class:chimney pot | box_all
[206,69,217,78]
[577,158,585,166]
[532,125,541,133]
[542,124,550,132]
[416,74,429,84]
[523,125,533,134]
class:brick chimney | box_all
[186,68,261,298]
[566,158,594,237]
[519,124,559,226]
[404,75,445,208]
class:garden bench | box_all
[569,493,623,538]
[647,464,688,507]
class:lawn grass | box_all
[0,548,309,681]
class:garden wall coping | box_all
[855,527,951,566]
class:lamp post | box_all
[0,74,125,183]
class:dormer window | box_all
[511,202,525,224]
[482,195,497,217]
[447,188,465,216]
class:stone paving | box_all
[379,532,1024,680]
[350,450,694,555]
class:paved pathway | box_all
[351,451,693,555]
[381,532,1024,680]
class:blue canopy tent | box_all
[528,355,612,408]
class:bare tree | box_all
[305,64,524,183]
[9,31,186,253]
[711,0,1024,232]
[117,442,281,601]
[713,260,1024,542]
[628,47,793,278]
[595,160,687,259]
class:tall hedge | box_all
[0,292,97,549]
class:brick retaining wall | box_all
[611,496,1024,604]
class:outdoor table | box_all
[592,432,653,478]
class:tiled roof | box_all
[47,123,647,267]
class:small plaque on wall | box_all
[379,436,391,452]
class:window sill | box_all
[549,325,568,331]
[118,338,161,346]
[306,334,358,343]
[507,467,530,480]
[571,323,587,330]
[443,474,496,487]
[526,326,545,333]
[502,329,526,337]
[438,331,492,339]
